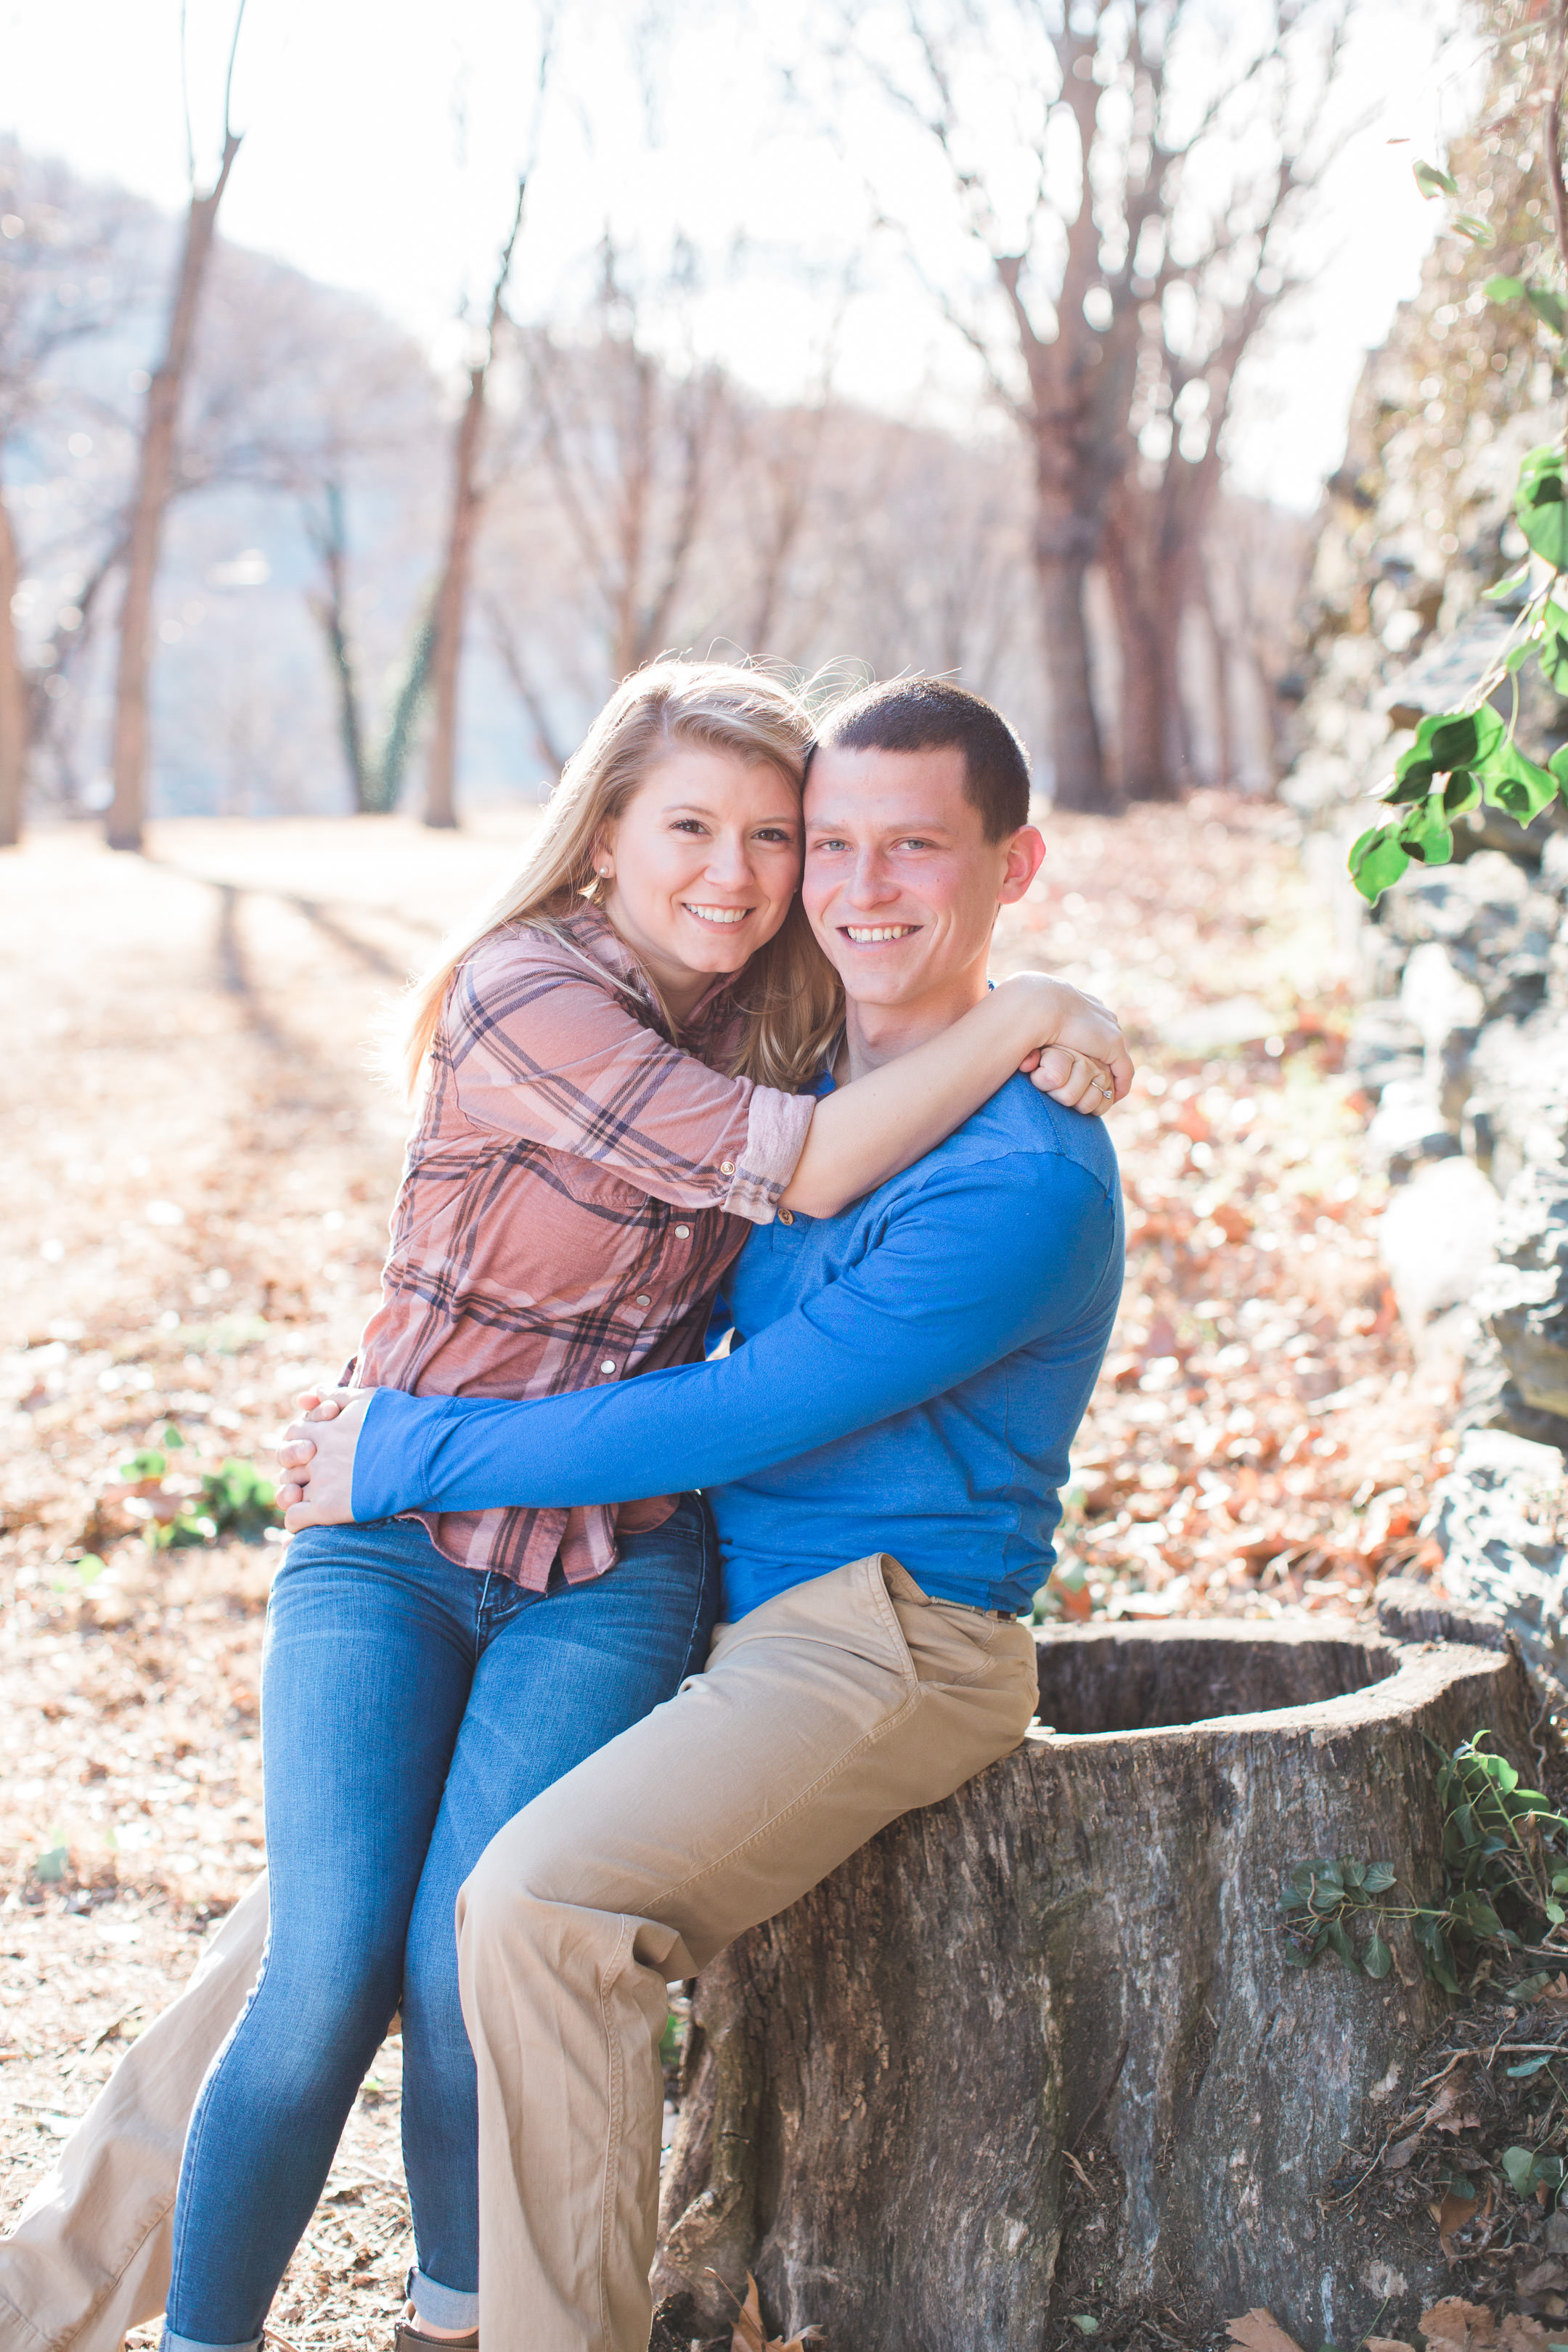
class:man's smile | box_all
[841,923,921,944]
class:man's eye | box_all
[809,838,849,853]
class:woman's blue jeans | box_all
[162,1500,718,2351]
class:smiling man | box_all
[271,675,1127,2350]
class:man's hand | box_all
[275,1389,377,1530]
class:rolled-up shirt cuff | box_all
[719,1085,816,1222]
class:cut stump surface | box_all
[655,1620,1543,2351]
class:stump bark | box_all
[653,1620,1545,2351]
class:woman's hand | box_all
[275,1389,377,1530]
[995,973,1132,1115]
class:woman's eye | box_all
[671,818,707,835]
[755,827,796,844]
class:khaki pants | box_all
[0,1556,1036,2352]
[0,1877,268,2352]
[455,1553,1039,2352]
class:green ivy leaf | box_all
[1363,1932,1394,1980]
[1528,285,1568,337]
[1453,215,1498,248]
[1362,1862,1397,1893]
[1451,1887,1504,1936]
[1480,740,1557,822]
[1431,708,1506,769]
[1414,160,1460,200]
[1504,2144,1540,2194]
[1326,1919,1357,1969]
[1486,274,1527,303]
[1518,447,1568,569]
[1542,630,1568,695]
[1349,825,1410,903]
[1399,799,1455,866]
[1506,641,1535,671]
[1508,2053,1553,2078]
[1443,772,1482,816]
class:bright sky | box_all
[0,0,1485,510]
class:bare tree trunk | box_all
[0,472,25,849]
[305,482,370,813]
[1100,500,1175,802]
[424,180,528,832]
[107,133,240,852]
[1201,565,1236,790]
[1036,536,1111,814]
[485,595,567,780]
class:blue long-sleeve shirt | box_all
[352,1073,1124,1620]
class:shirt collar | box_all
[559,902,738,1037]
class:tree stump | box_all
[653,1620,1545,2351]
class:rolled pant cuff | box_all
[409,2269,481,2332]
[160,2334,262,2352]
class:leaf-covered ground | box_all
[0,799,1453,2345]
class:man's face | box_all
[801,742,1043,1008]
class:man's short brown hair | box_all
[809,675,1032,841]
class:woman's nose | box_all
[704,833,753,886]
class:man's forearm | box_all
[352,1157,1114,1522]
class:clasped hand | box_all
[274,1389,375,1530]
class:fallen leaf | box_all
[728,2272,822,2352]
[1435,2188,1492,2265]
[1420,2299,1497,2352]
[1543,1975,1568,2009]
[1517,2262,1568,2294]
[1227,2312,1308,2352]
[1426,2063,1485,2135]
[1498,2322,1555,2352]
[1363,2338,1416,2352]
[1383,2132,1424,2171]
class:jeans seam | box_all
[165,1935,272,2331]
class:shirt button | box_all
[600,1359,616,1375]
[778,1208,795,1225]
[719,1159,735,1175]
[674,1225,690,1239]
[634,1294,650,1307]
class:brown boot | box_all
[391,2324,478,2351]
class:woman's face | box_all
[596,746,802,1011]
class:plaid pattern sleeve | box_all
[348,907,815,1591]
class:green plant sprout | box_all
[1281,1730,1568,1993]
[1346,155,1568,904]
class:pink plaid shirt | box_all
[349,907,815,1588]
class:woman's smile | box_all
[681,902,754,927]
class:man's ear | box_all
[997,824,1047,905]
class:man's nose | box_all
[844,849,897,907]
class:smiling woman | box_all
[592,747,804,1026]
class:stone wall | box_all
[1275,70,1568,1684]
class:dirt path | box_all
[0,799,1449,2343]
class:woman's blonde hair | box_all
[398,659,844,1100]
